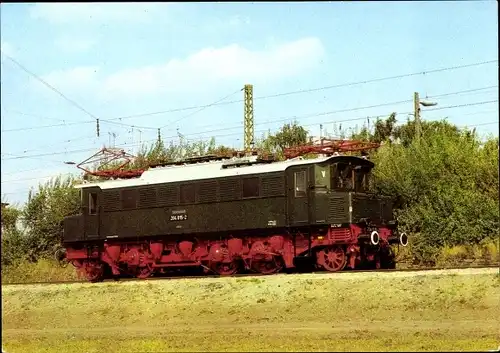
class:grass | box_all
[435,240,499,267]
[2,269,499,352]
[1,259,81,284]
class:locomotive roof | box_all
[75,155,373,190]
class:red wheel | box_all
[251,256,283,274]
[317,246,347,272]
[82,260,105,283]
[212,261,238,275]
[136,265,154,279]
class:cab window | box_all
[88,192,98,215]
[294,171,307,198]
[332,162,370,192]
[332,163,354,191]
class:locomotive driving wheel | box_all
[251,255,284,275]
[136,264,154,279]
[212,261,239,276]
[316,246,347,272]
[82,260,105,283]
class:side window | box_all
[294,171,307,198]
[180,184,196,204]
[242,177,260,198]
[88,193,97,215]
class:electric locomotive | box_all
[61,144,408,282]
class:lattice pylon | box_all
[244,84,254,153]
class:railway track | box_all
[3,264,498,286]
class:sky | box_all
[1,2,498,205]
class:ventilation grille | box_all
[328,196,348,223]
[261,175,285,197]
[157,185,179,207]
[219,179,240,201]
[139,187,157,208]
[198,181,218,203]
[102,190,120,212]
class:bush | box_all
[369,120,499,264]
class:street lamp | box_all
[419,100,438,107]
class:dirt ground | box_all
[2,268,499,352]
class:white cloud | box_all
[29,3,164,24]
[35,37,325,100]
[55,36,96,53]
[44,38,324,98]
[104,37,325,97]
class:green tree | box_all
[351,112,397,143]
[22,175,81,261]
[1,203,21,232]
[256,122,309,159]
[1,203,27,267]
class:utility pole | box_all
[413,92,421,142]
[243,84,254,154]
[414,92,438,142]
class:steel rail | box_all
[2,264,498,286]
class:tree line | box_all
[1,114,498,267]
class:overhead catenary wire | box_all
[133,88,499,137]
[2,54,497,198]
[0,88,245,133]
[1,120,95,133]
[106,60,498,123]
[1,138,151,161]
[7,135,98,155]
[2,99,498,164]
[1,109,78,124]
[426,85,498,99]
[2,117,497,188]
[1,52,100,123]
[1,57,497,133]
[2,99,498,161]
[1,84,497,135]
[1,52,148,137]
[159,88,244,130]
